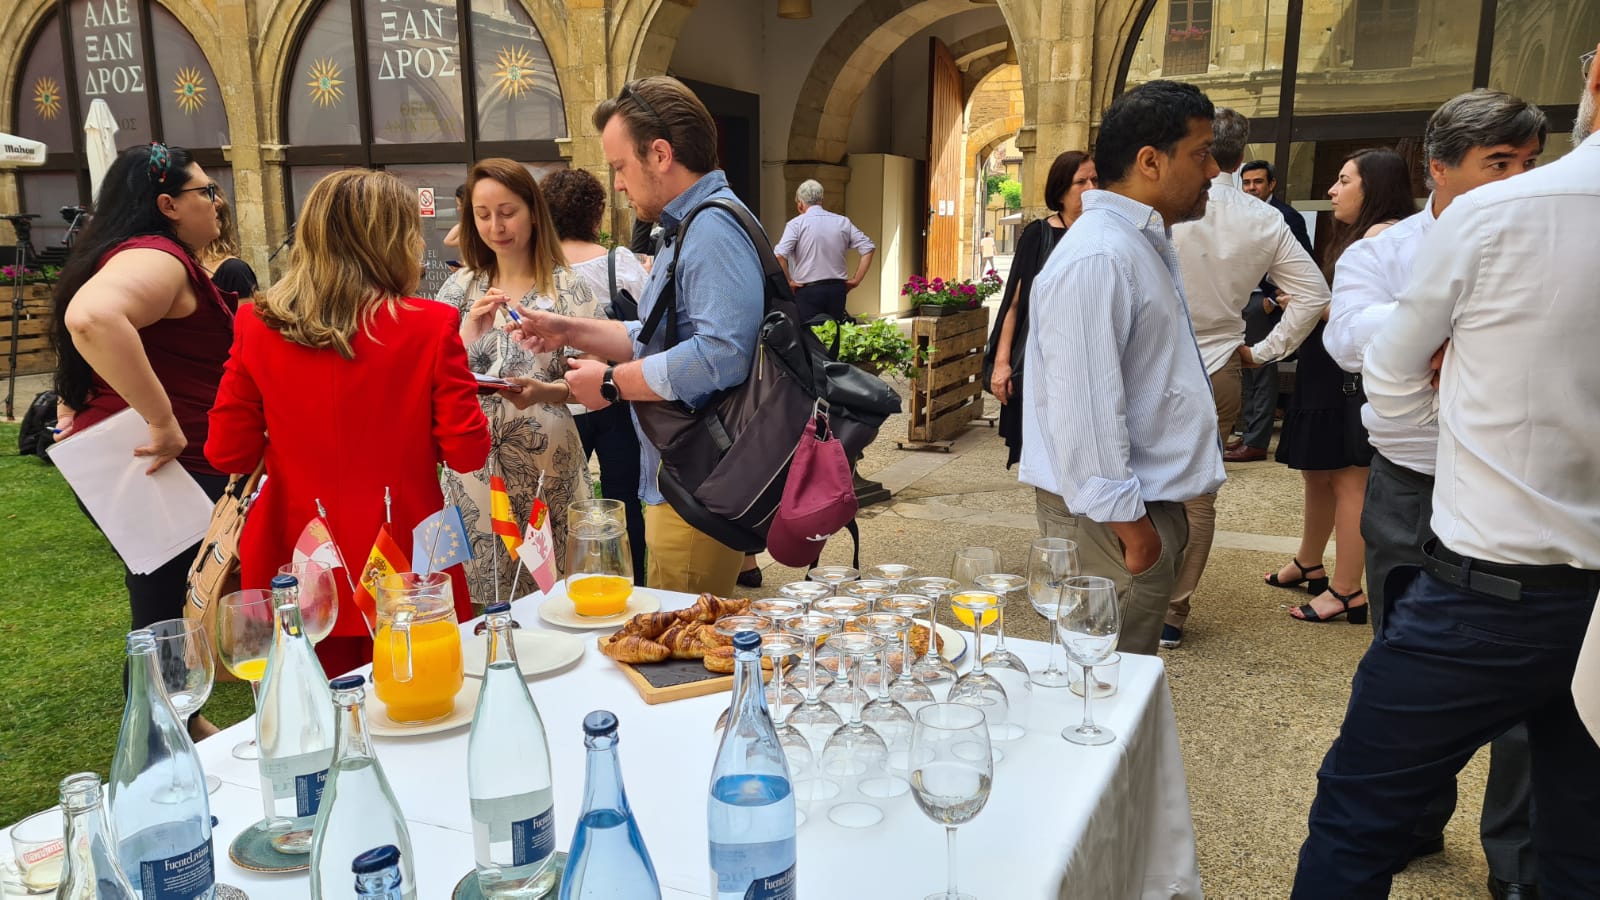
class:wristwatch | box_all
[599,365,620,403]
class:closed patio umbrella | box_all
[84,99,119,201]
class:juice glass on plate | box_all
[567,499,634,617]
[372,572,464,724]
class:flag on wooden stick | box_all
[489,475,522,560]
[519,498,558,593]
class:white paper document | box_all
[47,407,215,574]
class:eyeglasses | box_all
[1583,50,1596,79]
[175,183,219,203]
[619,82,668,136]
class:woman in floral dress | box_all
[437,158,604,607]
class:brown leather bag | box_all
[185,461,266,681]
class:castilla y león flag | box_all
[519,498,558,593]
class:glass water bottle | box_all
[558,711,660,900]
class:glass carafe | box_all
[372,572,464,725]
[565,499,634,618]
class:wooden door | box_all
[925,37,962,279]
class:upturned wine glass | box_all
[277,560,339,644]
[216,589,276,760]
[749,599,808,703]
[760,632,818,828]
[973,573,1027,671]
[1027,538,1079,687]
[813,597,869,709]
[910,703,994,900]
[904,577,959,686]
[713,616,774,732]
[843,579,895,610]
[950,547,1000,588]
[778,580,832,610]
[820,631,890,827]
[1057,576,1120,746]
[807,565,859,598]
[946,592,1012,758]
[970,579,1031,740]
[146,618,219,792]
[782,612,844,764]
[854,612,915,799]
[879,595,938,709]
[864,563,918,591]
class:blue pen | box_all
[505,305,521,324]
[51,428,64,434]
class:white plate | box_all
[936,623,968,665]
[462,629,585,679]
[536,587,661,630]
[368,677,480,738]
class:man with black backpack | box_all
[509,76,765,598]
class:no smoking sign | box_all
[418,187,436,218]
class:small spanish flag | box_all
[489,475,522,559]
[356,523,409,624]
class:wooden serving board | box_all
[602,638,778,705]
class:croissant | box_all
[599,632,670,664]
[680,594,750,624]
[622,610,680,640]
[702,645,774,674]
[658,622,707,659]
[695,623,732,650]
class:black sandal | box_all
[1265,557,1329,595]
[737,566,763,588]
[1291,587,1367,625]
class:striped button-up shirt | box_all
[1019,190,1225,522]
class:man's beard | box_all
[1574,87,1596,147]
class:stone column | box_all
[562,0,618,239]
[212,0,273,280]
[1025,0,1095,222]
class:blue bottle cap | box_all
[733,631,761,652]
[329,674,365,691]
[582,710,618,737]
[270,574,298,591]
[484,602,512,614]
[351,844,401,874]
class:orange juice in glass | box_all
[372,572,464,724]
[950,591,1000,628]
[566,499,634,617]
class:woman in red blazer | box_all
[207,169,493,676]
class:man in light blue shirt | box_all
[1020,79,1225,656]
[509,76,763,598]
[773,179,876,324]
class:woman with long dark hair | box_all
[984,149,1098,468]
[1268,148,1416,623]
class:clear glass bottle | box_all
[468,603,558,897]
[708,631,797,900]
[256,574,336,853]
[558,711,661,900]
[351,845,405,899]
[55,772,137,900]
[310,675,416,900]
[108,629,216,900]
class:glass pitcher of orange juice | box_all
[565,499,633,617]
[372,572,464,724]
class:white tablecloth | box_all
[6,589,1200,899]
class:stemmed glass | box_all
[879,595,938,709]
[146,618,219,793]
[946,591,1012,759]
[950,547,1000,587]
[973,573,1029,674]
[904,577,959,686]
[814,597,869,709]
[807,565,859,598]
[864,563,918,591]
[277,561,339,643]
[854,612,915,799]
[910,703,994,900]
[759,632,817,828]
[843,579,894,610]
[777,580,832,611]
[1027,538,1079,687]
[781,612,844,764]
[749,599,808,704]
[215,589,276,761]
[1057,576,1120,746]
[820,631,890,827]
[713,616,773,732]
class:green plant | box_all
[812,318,924,379]
[2,264,60,285]
[999,178,1022,209]
[901,270,1004,310]
[984,173,1008,199]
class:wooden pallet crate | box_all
[1,285,58,377]
[904,306,987,448]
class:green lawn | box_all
[0,421,254,824]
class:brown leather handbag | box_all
[184,460,266,681]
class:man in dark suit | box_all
[1227,160,1313,461]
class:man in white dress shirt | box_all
[1021,80,1224,656]
[773,179,876,325]
[1322,89,1547,897]
[1293,50,1600,898]
[1160,108,1331,650]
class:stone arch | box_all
[950,25,1011,69]
[786,0,1034,165]
[1092,0,1152,123]
[970,114,1023,165]
[614,0,699,83]
[962,46,1015,98]
[1,0,60,134]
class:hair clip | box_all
[148,142,171,184]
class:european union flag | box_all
[412,505,473,576]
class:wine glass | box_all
[910,703,994,900]
[777,580,832,611]
[814,597,869,708]
[1027,538,1079,687]
[854,612,915,799]
[749,599,808,704]
[781,612,844,764]
[879,595,938,709]
[713,616,773,732]
[146,618,219,793]
[807,565,859,598]
[904,577,959,686]
[820,631,890,827]
[946,592,1012,758]
[843,579,894,610]
[216,589,276,760]
[759,632,817,828]
[277,561,339,644]
[950,547,1000,587]
[1056,576,1120,746]
[970,579,1031,740]
[865,563,918,591]
[974,573,1029,675]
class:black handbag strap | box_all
[637,197,791,350]
[607,246,617,309]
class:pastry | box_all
[598,632,670,664]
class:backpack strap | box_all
[806,518,862,571]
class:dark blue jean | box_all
[1292,566,1600,898]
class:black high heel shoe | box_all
[1291,587,1367,624]
[1265,557,1329,595]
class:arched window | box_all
[10,1,232,250]
[282,0,567,297]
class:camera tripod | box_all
[3,213,41,420]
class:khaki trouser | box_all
[1034,489,1189,656]
[1166,353,1243,631]
[644,502,744,598]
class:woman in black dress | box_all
[199,195,259,299]
[1268,148,1416,623]
[984,150,1097,468]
